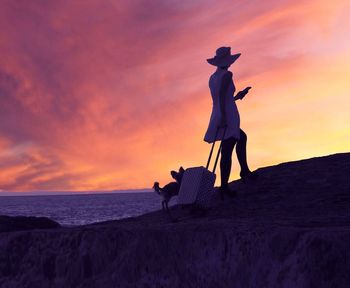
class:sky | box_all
[0,0,349,193]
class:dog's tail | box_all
[153,182,162,195]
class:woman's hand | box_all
[235,86,251,100]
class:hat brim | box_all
[207,53,241,66]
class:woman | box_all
[204,46,257,199]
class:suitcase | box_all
[178,127,226,208]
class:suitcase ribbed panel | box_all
[178,166,216,208]
[196,169,216,208]
[178,167,203,204]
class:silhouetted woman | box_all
[204,46,257,199]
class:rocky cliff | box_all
[0,216,60,233]
[0,153,349,288]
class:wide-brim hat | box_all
[207,46,241,67]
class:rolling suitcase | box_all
[178,127,226,208]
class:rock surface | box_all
[0,216,61,233]
[0,153,349,288]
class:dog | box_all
[153,166,185,212]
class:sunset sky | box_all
[0,0,349,192]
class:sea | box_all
[0,192,170,226]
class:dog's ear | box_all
[170,170,178,179]
[153,182,159,189]
[179,166,185,173]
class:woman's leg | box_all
[220,137,237,188]
[236,129,250,174]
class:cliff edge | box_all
[0,153,349,288]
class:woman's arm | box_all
[219,71,232,127]
[234,87,252,101]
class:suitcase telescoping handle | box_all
[206,126,227,173]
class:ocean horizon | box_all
[0,191,168,226]
[0,189,153,197]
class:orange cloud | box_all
[0,0,349,192]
